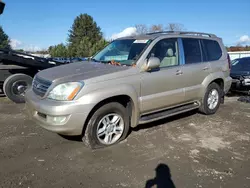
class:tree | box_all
[166,23,185,31]
[68,13,103,56]
[75,37,92,57]
[16,49,24,52]
[76,38,109,57]
[135,24,148,34]
[0,26,11,49]
[135,23,186,34]
[89,38,109,57]
[149,24,163,33]
[49,43,68,57]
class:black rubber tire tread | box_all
[82,102,130,149]
[3,73,33,103]
[199,82,222,115]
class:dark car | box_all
[230,57,250,94]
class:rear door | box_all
[180,38,212,102]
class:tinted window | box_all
[182,38,202,64]
[202,39,222,61]
[231,58,250,71]
[148,38,179,68]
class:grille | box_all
[32,76,52,97]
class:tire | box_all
[82,102,130,149]
[3,73,33,103]
[199,82,222,115]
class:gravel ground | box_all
[0,96,249,188]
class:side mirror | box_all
[0,1,5,15]
[145,57,160,71]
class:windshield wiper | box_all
[91,58,107,63]
[91,58,100,62]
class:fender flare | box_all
[200,72,225,97]
[78,84,140,127]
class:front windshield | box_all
[92,39,151,66]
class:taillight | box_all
[227,54,231,69]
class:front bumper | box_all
[25,89,94,136]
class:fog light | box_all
[47,115,68,124]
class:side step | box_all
[139,102,200,124]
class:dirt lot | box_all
[0,96,249,188]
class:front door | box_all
[140,38,185,114]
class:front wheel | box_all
[199,82,222,115]
[82,102,130,149]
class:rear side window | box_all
[182,38,202,64]
[202,39,222,61]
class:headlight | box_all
[47,82,83,101]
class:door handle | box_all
[176,70,183,75]
[203,67,209,70]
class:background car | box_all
[230,56,250,94]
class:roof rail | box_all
[146,31,176,35]
[146,31,216,37]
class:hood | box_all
[36,61,130,83]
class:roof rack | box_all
[146,31,216,37]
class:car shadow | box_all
[145,163,176,188]
[58,134,83,142]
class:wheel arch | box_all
[201,73,225,97]
[79,85,140,136]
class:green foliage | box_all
[67,13,106,57]
[48,13,109,58]
[76,38,109,57]
[91,39,109,56]
[48,43,68,57]
[16,49,24,52]
[0,26,11,49]
[75,37,92,57]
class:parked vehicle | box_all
[25,31,232,149]
[230,57,250,94]
[0,49,66,103]
[51,57,70,64]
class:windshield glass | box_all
[92,39,151,66]
[231,58,250,71]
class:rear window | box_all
[202,39,222,61]
[182,38,202,64]
[231,58,250,71]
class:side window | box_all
[148,38,179,68]
[202,39,222,61]
[182,38,202,64]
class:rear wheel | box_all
[3,73,33,103]
[199,82,222,115]
[82,102,130,149]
